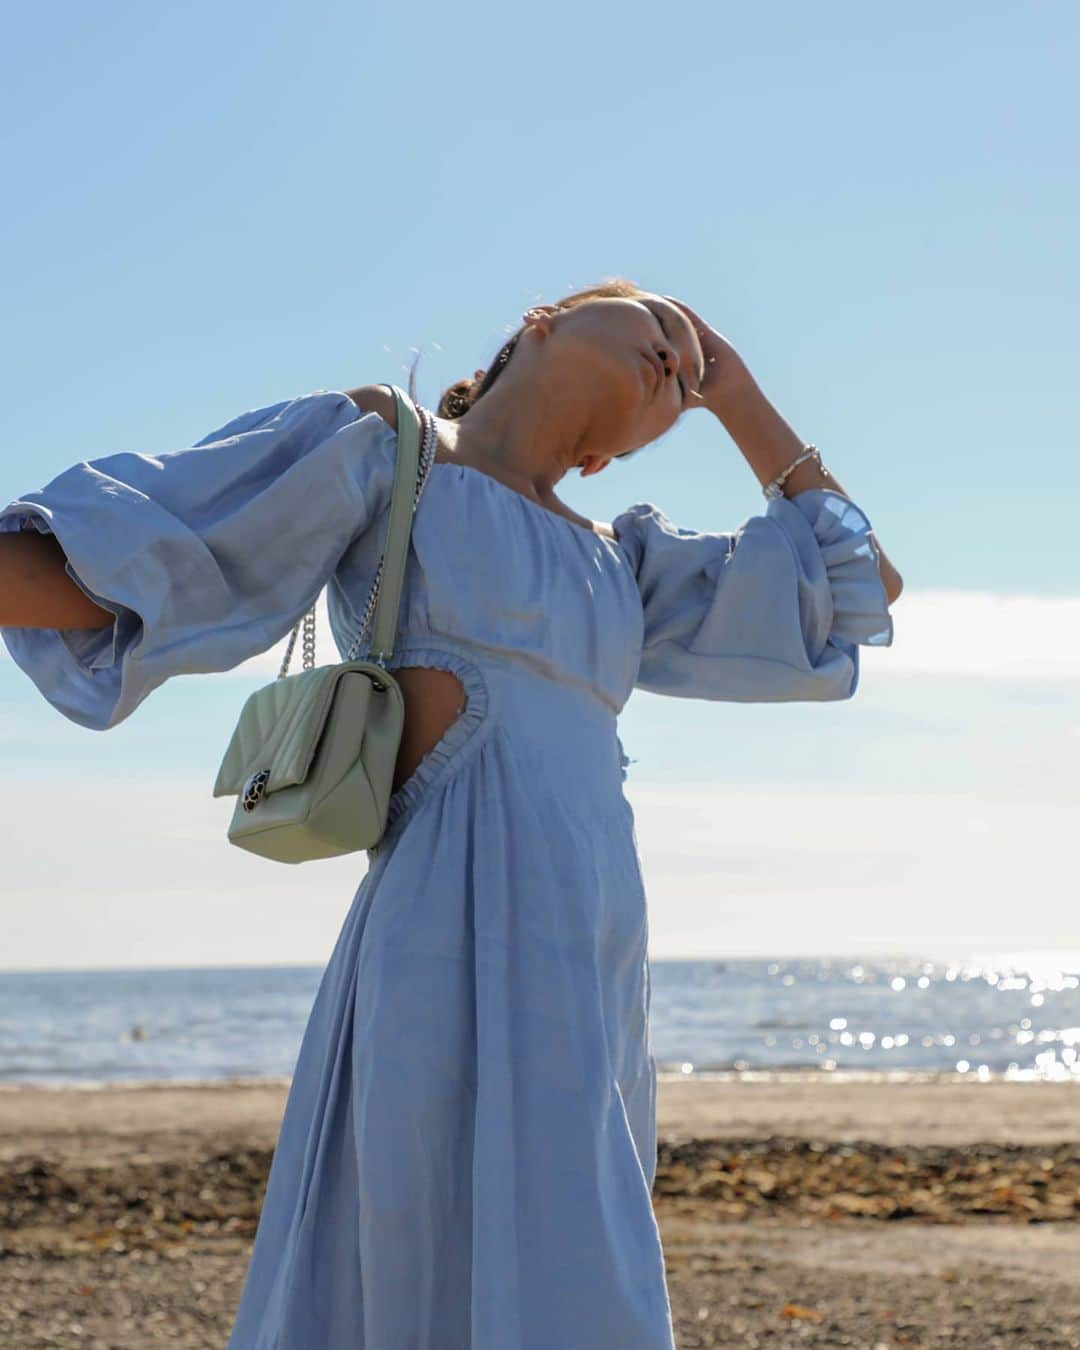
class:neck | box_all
[439,376,585,501]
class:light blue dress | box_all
[1,391,893,1348]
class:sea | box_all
[1,955,1078,1089]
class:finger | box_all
[662,294,705,333]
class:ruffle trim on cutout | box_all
[368,643,492,859]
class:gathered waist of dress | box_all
[383,640,626,782]
[369,638,633,858]
[487,662,627,786]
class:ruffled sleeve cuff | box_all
[767,489,894,650]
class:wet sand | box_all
[1,1075,1078,1347]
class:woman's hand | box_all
[661,295,752,417]
[661,300,904,604]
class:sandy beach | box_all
[1,1075,1078,1347]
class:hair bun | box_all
[438,372,486,420]
[438,379,474,420]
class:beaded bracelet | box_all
[762,444,831,500]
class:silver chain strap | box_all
[277,404,438,679]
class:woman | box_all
[0,278,900,1348]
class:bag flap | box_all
[213,665,373,798]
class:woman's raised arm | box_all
[664,296,904,605]
[0,529,113,629]
[711,368,904,605]
[0,390,398,731]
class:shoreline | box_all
[4,1062,1078,1090]
[1,1072,1078,1160]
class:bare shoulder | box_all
[344,386,617,541]
[344,384,398,431]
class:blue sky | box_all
[2,2,1077,969]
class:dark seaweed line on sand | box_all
[1,1137,1078,1259]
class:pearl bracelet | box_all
[762,444,830,500]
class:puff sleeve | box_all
[612,488,894,702]
[0,390,395,730]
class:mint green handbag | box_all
[212,385,436,864]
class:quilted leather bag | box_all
[211,385,436,863]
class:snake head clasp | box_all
[241,768,271,813]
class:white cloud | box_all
[237,588,1080,682]
[1,776,1076,970]
[6,589,1077,682]
[859,589,1080,680]
[627,784,1079,960]
[0,777,367,972]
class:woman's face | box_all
[520,294,708,471]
